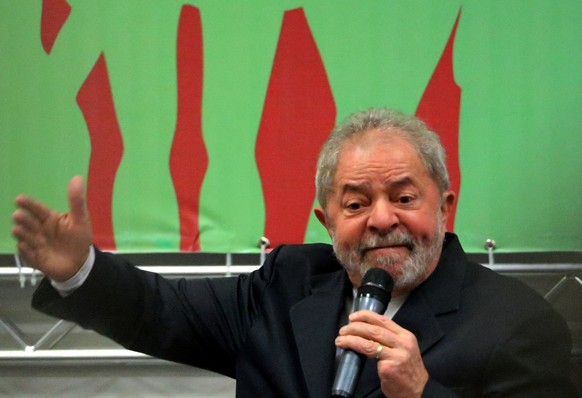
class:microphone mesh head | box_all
[359,268,393,305]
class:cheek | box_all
[401,211,440,238]
[332,220,365,248]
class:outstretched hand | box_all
[12,176,93,281]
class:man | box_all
[12,108,576,397]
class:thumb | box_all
[68,176,89,225]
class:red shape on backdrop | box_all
[255,8,337,247]
[415,10,462,232]
[40,0,71,54]
[169,5,208,251]
[77,54,124,250]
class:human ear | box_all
[314,206,334,239]
[314,206,328,229]
[440,190,456,229]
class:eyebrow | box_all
[340,177,415,195]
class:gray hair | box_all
[315,108,450,209]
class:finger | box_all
[340,320,385,337]
[12,209,42,234]
[336,334,384,359]
[374,342,385,360]
[349,310,403,333]
[16,241,39,267]
[12,222,45,251]
[344,312,398,338]
[339,321,398,352]
[68,176,88,225]
[14,195,52,223]
[12,224,34,245]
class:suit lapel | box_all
[356,292,445,398]
[289,270,448,398]
[395,234,466,353]
[290,269,349,398]
[395,292,444,351]
[358,234,468,397]
[289,234,468,398]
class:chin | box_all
[362,259,427,293]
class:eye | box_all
[346,202,362,211]
[398,195,415,204]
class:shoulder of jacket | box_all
[265,243,340,275]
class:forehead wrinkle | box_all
[340,181,372,195]
[331,135,429,200]
[387,176,415,189]
[342,173,415,189]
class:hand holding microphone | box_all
[332,268,428,398]
[332,268,393,397]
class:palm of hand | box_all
[13,176,93,282]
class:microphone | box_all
[331,268,394,398]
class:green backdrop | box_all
[1,0,581,253]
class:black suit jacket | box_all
[32,233,576,397]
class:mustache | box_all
[358,231,415,252]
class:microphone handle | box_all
[331,296,387,397]
[353,295,388,313]
[331,349,365,397]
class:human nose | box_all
[366,199,398,233]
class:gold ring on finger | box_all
[375,343,383,360]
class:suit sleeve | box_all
[31,247,282,377]
[481,303,577,397]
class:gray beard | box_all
[332,217,444,291]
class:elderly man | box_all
[13,108,575,397]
